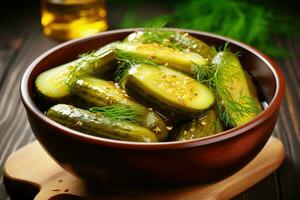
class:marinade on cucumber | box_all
[35,28,264,142]
[71,77,168,141]
[35,44,115,102]
[113,42,209,78]
[47,104,158,142]
[174,110,222,141]
[123,63,215,119]
[211,51,262,127]
[125,29,215,61]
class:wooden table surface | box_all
[0,3,299,200]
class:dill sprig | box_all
[192,62,214,83]
[65,51,99,89]
[65,45,114,89]
[212,72,260,127]
[114,48,159,84]
[89,105,142,124]
[192,42,260,127]
[65,51,101,89]
[126,19,187,51]
[140,29,192,52]
[209,53,260,127]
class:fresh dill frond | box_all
[65,49,106,90]
[192,61,213,83]
[217,42,231,53]
[140,30,174,46]
[210,46,218,55]
[89,105,142,124]
[222,42,230,52]
[114,61,130,85]
[210,61,260,127]
[215,85,260,127]
[76,51,99,74]
[114,48,159,84]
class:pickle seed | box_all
[183,130,188,135]
[75,121,83,126]
[201,121,207,126]
[153,127,162,133]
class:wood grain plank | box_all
[0,23,58,199]
[3,138,284,200]
[271,38,300,200]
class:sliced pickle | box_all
[124,63,214,119]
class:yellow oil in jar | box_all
[41,0,108,41]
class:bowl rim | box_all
[20,28,285,150]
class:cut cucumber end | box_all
[35,63,74,100]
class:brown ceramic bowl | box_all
[20,29,285,187]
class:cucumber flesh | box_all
[125,29,215,61]
[35,63,73,101]
[47,104,158,142]
[212,51,262,127]
[124,64,215,119]
[113,42,208,77]
[35,44,115,101]
[72,77,168,141]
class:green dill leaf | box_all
[138,29,175,46]
[209,57,260,127]
[191,61,213,83]
[65,51,99,89]
[89,105,142,124]
[65,45,114,89]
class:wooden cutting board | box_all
[3,137,284,200]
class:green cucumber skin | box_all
[67,44,117,81]
[244,71,263,112]
[71,77,168,141]
[125,30,215,61]
[212,51,262,127]
[124,75,207,120]
[113,42,208,78]
[175,110,218,141]
[214,117,224,134]
[124,65,214,120]
[47,104,158,143]
[35,44,116,102]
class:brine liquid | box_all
[41,0,108,41]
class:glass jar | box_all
[41,0,108,41]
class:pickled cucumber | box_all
[113,42,208,78]
[71,77,168,141]
[124,63,214,119]
[35,44,115,101]
[47,104,158,142]
[126,29,215,61]
[211,51,262,127]
[175,110,219,141]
